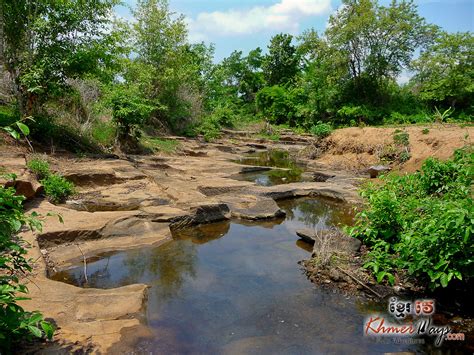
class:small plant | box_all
[393,130,409,146]
[399,150,411,163]
[422,128,430,135]
[0,185,55,351]
[433,106,454,123]
[41,174,75,203]
[27,157,50,180]
[310,122,333,138]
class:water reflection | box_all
[50,198,425,354]
[233,150,306,186]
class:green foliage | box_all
[41,174,75,204]
[91,120,117,147]
[108,85,156,146]
[256,86,296,125]
[422,128,430,134]
[142,137,180,154]
[0,0,120,117]
[310,122,333,138]
[393,130,410,146]
[411,32,473,111]
[27,157,50,180]
[0,186,54,351]
[263,33,300,86]
[348,147,474,289]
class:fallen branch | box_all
[336,266,383,298]
[76,244,88,284]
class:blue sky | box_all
[117,0,474,62]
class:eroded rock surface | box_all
[9,133,363,353]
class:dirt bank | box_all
[316,124,473,172]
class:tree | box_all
[0,0,119,117]
[411,31,474,110]
[132,0,214,130]
[263,34,300,86]
[326,0,435,81]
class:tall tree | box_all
[326,0,435,81]
[263,34,300,86]
[0,0,118,117]
[411,31,474,110]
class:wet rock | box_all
[220,195,286,220]
[170,203,231,229]
[239,166,272,173]
[312,171,336,182]
[366,165,391,178]
[296,229,361,253]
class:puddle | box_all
[49,197,440,353]
[233,149,307,186]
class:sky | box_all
[117,0,474,62]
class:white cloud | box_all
[188,0,332,41]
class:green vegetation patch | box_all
[143,137,181,154]
[0,186,55,351]
[348,146,473,289]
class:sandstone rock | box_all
[312,171,336,182]
[220,194,285,220]
[366,165,391,178]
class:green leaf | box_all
[27,325,42,338]
[440,273,449,288]
[16,122,30,136]
[41,321,55,339]
[3,126,20,140]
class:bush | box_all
[0,185,54,351]
[41,174,75,203]
[310,122,333,138]
[348,147,473,289]
[91,120,116,147]
[27,157,50,180]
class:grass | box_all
[142,136,181,154]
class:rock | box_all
[312,171,336,182]
[220,194,286,220]
[239,166,272,173]
[4,173,44,201]
[198,179,253,196]
[295,228,362,253]
[170,203,231,229]
[366,165,391,178]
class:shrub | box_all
[27,157,50,180]
[41,174,75,203]
[310,122,333,138]
[91,120,116,147]
[422,128,430,134]
[0,185,54,351]
[393,130,409,146]
[348,147,473,289]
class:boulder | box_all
[366,165,391,179]
[220,194,286,220]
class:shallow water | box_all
[50,198,432,354]
[233,150,307,186]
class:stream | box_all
[50,150,462,353]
